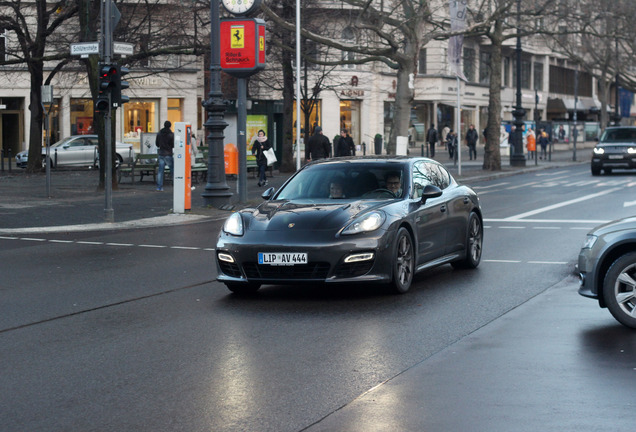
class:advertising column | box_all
[173,122,192,213]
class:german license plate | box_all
[258,252,308,266]
[608,155,623,159]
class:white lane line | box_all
[503,187,623,221]
[499,226,526,229]
[0,236,18,240]
[532,226,561,230]
[48,239,74,243]
[77,241,104,245]
[170,246,201,250]
[105,243,134,247]
[483,259,522,263]
[485,218,610,224]
[19,238,46,242]
[570,227,595,230]
[204,248,216,251]
[528,261,568,265]
[0,235,213,251]
[139,244,168,248]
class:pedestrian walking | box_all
[251,129,271,187]
[335,129,355,157]
[538,128,549,160]
[446,129,458,161]
[426,124,438,158]
[465,124,478,160]
[306,126,331,162]
[155,121,174,191]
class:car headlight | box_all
[581,234,597,250]
[593,147,604,155]
[223,212,244,236]
[628,148,636,154]
[342,211,385,235]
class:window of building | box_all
[533,62,543,91]
[293,99,322,141]
[167,98,183,126]
[418,48,427,75]
[123,100,158,136]
[503,57,510,87]
[69,99,95,135]
[341,27,355,69]
[512,58,532,89]
[463,47,475,82]
[0,28,6,63]
[479,50,491,85]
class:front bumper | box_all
[592,154,636,170]
[216,229,396,285]
[577,248,599,300]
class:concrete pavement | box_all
[0,144,592,234]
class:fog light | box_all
[344,252,374,263]
[218,252,235,263]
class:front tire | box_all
[389,227,414,294]
[602,252,636,329]
[226,282,261,295]
[451,212,483,269]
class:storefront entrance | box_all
[339,100,361,152]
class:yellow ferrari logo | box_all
[231,26,244,49]
[259,36,265,52]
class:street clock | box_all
[222,0,262,16]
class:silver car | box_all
[578,216,636,329]
[16,135,135,168]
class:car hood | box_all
[244,200,389,232]
[590,216,636,236]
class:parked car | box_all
[15,135,135,169]
[578,216,636,329]
[216,156,483,295]
[591,126,636,175]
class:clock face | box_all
[222,0,260,16]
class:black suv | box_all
[591,126,636,175]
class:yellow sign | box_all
[259,36,265,52]
[230,25,244,49]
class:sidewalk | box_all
[0,144,592,233]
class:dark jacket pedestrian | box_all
[426,125,438,157]
[335,129,355,157]
[156,121,174,156]
[155,121,174,191]
[251,129,271,186]
[538,129,549,159]
[465,124,479,160]
[306,126,331,161]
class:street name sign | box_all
[114,42,134,56]
[70,42,99,56]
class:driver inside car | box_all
[385,171,402,197]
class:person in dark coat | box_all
[155,121,174,191]
[335,129,355,157]
[306,126,331,162]
[426,125,438,157]
[251,129,272,186]
[465,124,479,160]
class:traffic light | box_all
[95,63,116,114]
[112,65,130,108]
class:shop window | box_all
[69,99,95,135]
[463,47,475,82]
[418,49,427,75]
[293,99,321,141]
[168,98,183,126]
[123,100,158,135]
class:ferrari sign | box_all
[220,18,266,78]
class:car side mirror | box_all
[419,184,443,204]
[261,187,275,200]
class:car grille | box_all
[333,260,375,278]
[243,262,330,280]
[218,260,242,278]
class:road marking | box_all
[139,244,168,248]
[624,200,636,207]
[528,261,568,264]
[483,259,522,263]
[77,241,104,245]
[105,242,134,247]
[485,218,609,224]
[0,236,213,252]
[532,226,561,230]
[504,188,623,220]
[170,246,200,250]
[499,226,525,229]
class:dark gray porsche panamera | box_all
[216,156,483,294]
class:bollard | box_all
[8,149,11,173]
[54,148,58,168]
[1,149,4,172]
[362,142,366,156]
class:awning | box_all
[547,97,599,112]
[547,98,567,112]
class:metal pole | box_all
[202,0,232,207]
[573,69,578,162]
[510,0,526,167]
[103,0,114,222]
[46,105,51,197]
[237,78,247,202]
[456,76,461,175]
[295,0,301,170]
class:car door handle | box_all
[440,205,447,213]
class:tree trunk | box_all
[279,2,296,172]
[26,64,44,173]
[483,21,503,171]
[388,62,415,155]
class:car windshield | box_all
[276,162,407,200]
[600,128,636,143]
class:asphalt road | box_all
[1,163,635,431]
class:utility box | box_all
[224,143,238,175]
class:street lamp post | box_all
[202,0,232,207]
[510,0,526,167]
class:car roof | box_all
[307,156,439,166]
